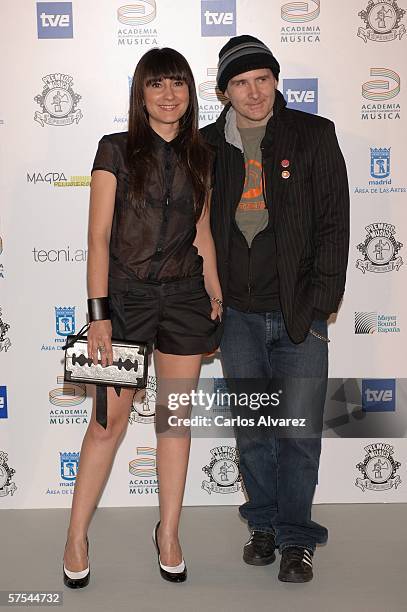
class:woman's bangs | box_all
[142,50,190,86]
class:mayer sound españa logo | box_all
[357,1,406,42]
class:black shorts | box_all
[108,275,223,355]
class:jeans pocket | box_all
[309,327,330,343]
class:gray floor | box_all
[1,505,405,612]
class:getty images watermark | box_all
[166,389,307,429]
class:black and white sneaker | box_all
[243,530,276,566]
[278,547,313,583]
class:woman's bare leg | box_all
[63,387,134,570]
[154,350,202,566]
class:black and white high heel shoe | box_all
[152,522,187,583]
[63,536,90,589]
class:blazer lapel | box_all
[263,111,298,225]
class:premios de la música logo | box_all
[0,235,4,280]
[202,446,242,494]
[361,68,401,120]
[356,223,403,273]
[41,306,76,352]
[49,376,88,425]
[46,452,79,496]
[129,376,156,424]
[116,2,158,47]
[0,307,11,353]
[280,0,320,43]
[34,74,82,127]
[357,0,406,43]
[0,451,17,498]
[129,447,159,495]
[355,443,401,491]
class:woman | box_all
[62,47,223,587]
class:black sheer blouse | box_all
[91,130,203,282]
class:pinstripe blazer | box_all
[201,91,350,343]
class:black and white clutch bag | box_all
[63,323,148,389]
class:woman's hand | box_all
[210,300,223,322]
[87,319,113,367]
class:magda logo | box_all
[201,0,236,36]
[36,2,73,39]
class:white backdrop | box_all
[0,0,406,508]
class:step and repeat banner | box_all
[1,1,406,508]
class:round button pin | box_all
[281,159,290,168]
[281,170,290,179]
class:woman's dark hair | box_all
[127,47,212,219]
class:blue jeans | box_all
[220,308,329,552]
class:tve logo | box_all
[0,386,8,419]
[37,2,73,39]
[283,78,318,114]
[362,379,396,412]
[201,0,236,37]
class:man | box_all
[201,35,349,583]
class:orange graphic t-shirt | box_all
[236,125,269,247]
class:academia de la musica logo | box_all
[129,376,156,424]
[280,0,320,43]
[361,68,401,120]
[34,73,82,127]
[116,2,159,47]
[202,446,242,494]
[0,307,11,353]
[357,1,406,42]
[356,443,401,491]
[0,451,17,498]
[356,223,403,273]
[198,68,228,124]
[49,375,88,425]
[129,447,159,495]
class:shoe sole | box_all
[278,572,313,583]
[63,573,90,589]
[243,552,276,566]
